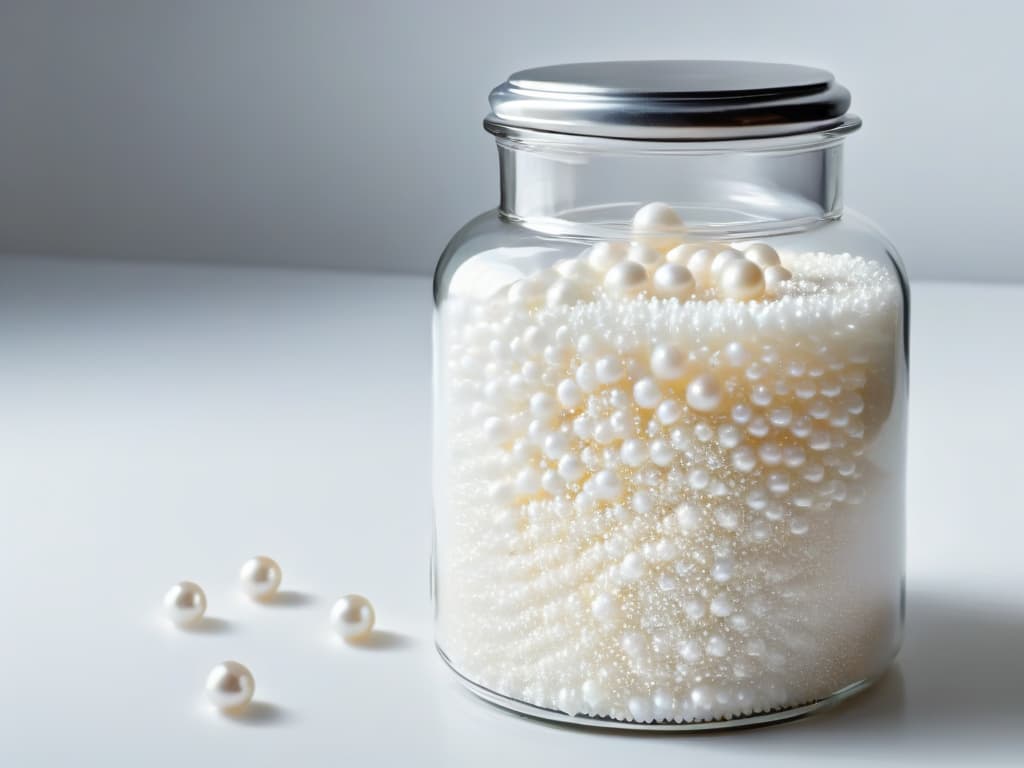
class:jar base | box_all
[437,645,880,731]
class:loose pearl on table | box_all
[686,373,723,412]
[205,661,255,712]
[719,259,765,301]
[163,581,206,627]
[710,248,743,279]
[652,263,695,299]
[239,556,282,601]
[603,260,649,296]
[330,594,376,641]
[743,243,781,268]
[633,377,662,409]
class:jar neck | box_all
[496,132,848,240]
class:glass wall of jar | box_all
[432,62,908,729]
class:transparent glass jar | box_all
[432,61,908,730]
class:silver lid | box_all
[485,60,859,141]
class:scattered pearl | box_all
[652,263,695,299]
[205,661,255,712]
[650,440,674,466]
[710,248,743,279]
[743,243,781,268]
[603,260,649,296]
[686,249,716,284]
[719,259,765,301]
[595,356,624,384]
[239,556,282,601]
[163,581,206,627]
[591,593,620,623]
[631,202,685,251]
[546,278,584,307]
[558,454,585,482]
[650,343,687,380]
[330,594,376,641]
[593,469,622,500]
[657,399,683,425]
[627,242,662,270]
[620,438,649,467]
[556,379,582,409]
[686,373,723,412]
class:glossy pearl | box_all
[743,243,781,268]
[205,661,255,712]
[665,243,703,264]
[633,377,662,409]
[586,241,628,271]
[650,343,686,380]
[603,260,648,295]
[652,263,695,299]
[631,202,685,250]
[330,594,376,641]
[163,581,206,627]
[240,556,282,601]
[764,264,793,293]
[686,373,723,412]
[686,249,715,285]
[720,259,765,301]
[546,278,584,307]
[627,242,662,270]
[710,248,743,279]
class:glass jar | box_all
[432,61,908,730]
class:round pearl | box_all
[546,278,583,307]
[587,241,628,271]
[556,378,582,409]
[650,343,686,380]
[686,249,715,285]
[665,243,703,264]
[686,373,723,412]
[710,248,743,279]
[719,259,765,301]
[627,242,662,270]
[652,263,695,299]
[764,264,793,293]
[554,257,598,285]
[603,260,649,296]
[656,399,683,425]
[330,594,376,641]
[631,202,686,251]
[593,469,622,500]
[205,661,255,712]
[239,556,282,601]
[558,454,585,482]
[743,243,781,268]
[620,438,649,467]
[595,356,624,384]
[633,377,662,409]
[163,581,206,627]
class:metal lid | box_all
[485,60,858,141]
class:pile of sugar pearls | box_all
[438,206,902,724]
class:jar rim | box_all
[485,60,857,142]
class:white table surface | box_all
[1,255,1021,767]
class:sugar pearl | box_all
[587,241,628,271]
[686,373,723,412]
[650,343,687,380]
[546,278,584,307]
[743,243,781,268]
[330,594,376,641]
[206,661,255,712]
[764,265,793,293]
[686,249,715,284]
[633,377,662,409]
[604,260,649,296]
[710,248,743,279]
[631,202,686,250]
[627,242,662,270]
[556,379,582,409]
[719,259,765,301]
[652,263,695,299]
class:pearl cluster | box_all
[437,204,902,724]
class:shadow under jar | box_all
[432,61,908,730]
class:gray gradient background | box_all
[0,0,1019,280]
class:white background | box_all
[0,0,1021,280]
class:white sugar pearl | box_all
[595,356,624,384]
[558,454,585,482]
[720,259,765,301]
[657,399,683,425]
[206,661,255,712]
[627,242,662,269]
[587,241,628,271]
[631,202,685,250]
[764,265,793,292]
[546,278,584,307]
[665,243,702,264]
[710,248,743,279]
[529,392,558,421]
[593,469,622,500]
[650,343,687,380]
[633,377,662,408]
[239,556,282,601]
[556,379,582,409]
[743,243,781,268]
[650,440,674,466]
[591,593,620,623]
[554,257,598,285]
[676,503,700,531]
[686,249,715,284]
[163,581,206,627]
[604,260,649,295]
[330,594,376,641]
[652,263,695,299]
[686,373,723,412]
[620,438,649,467]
